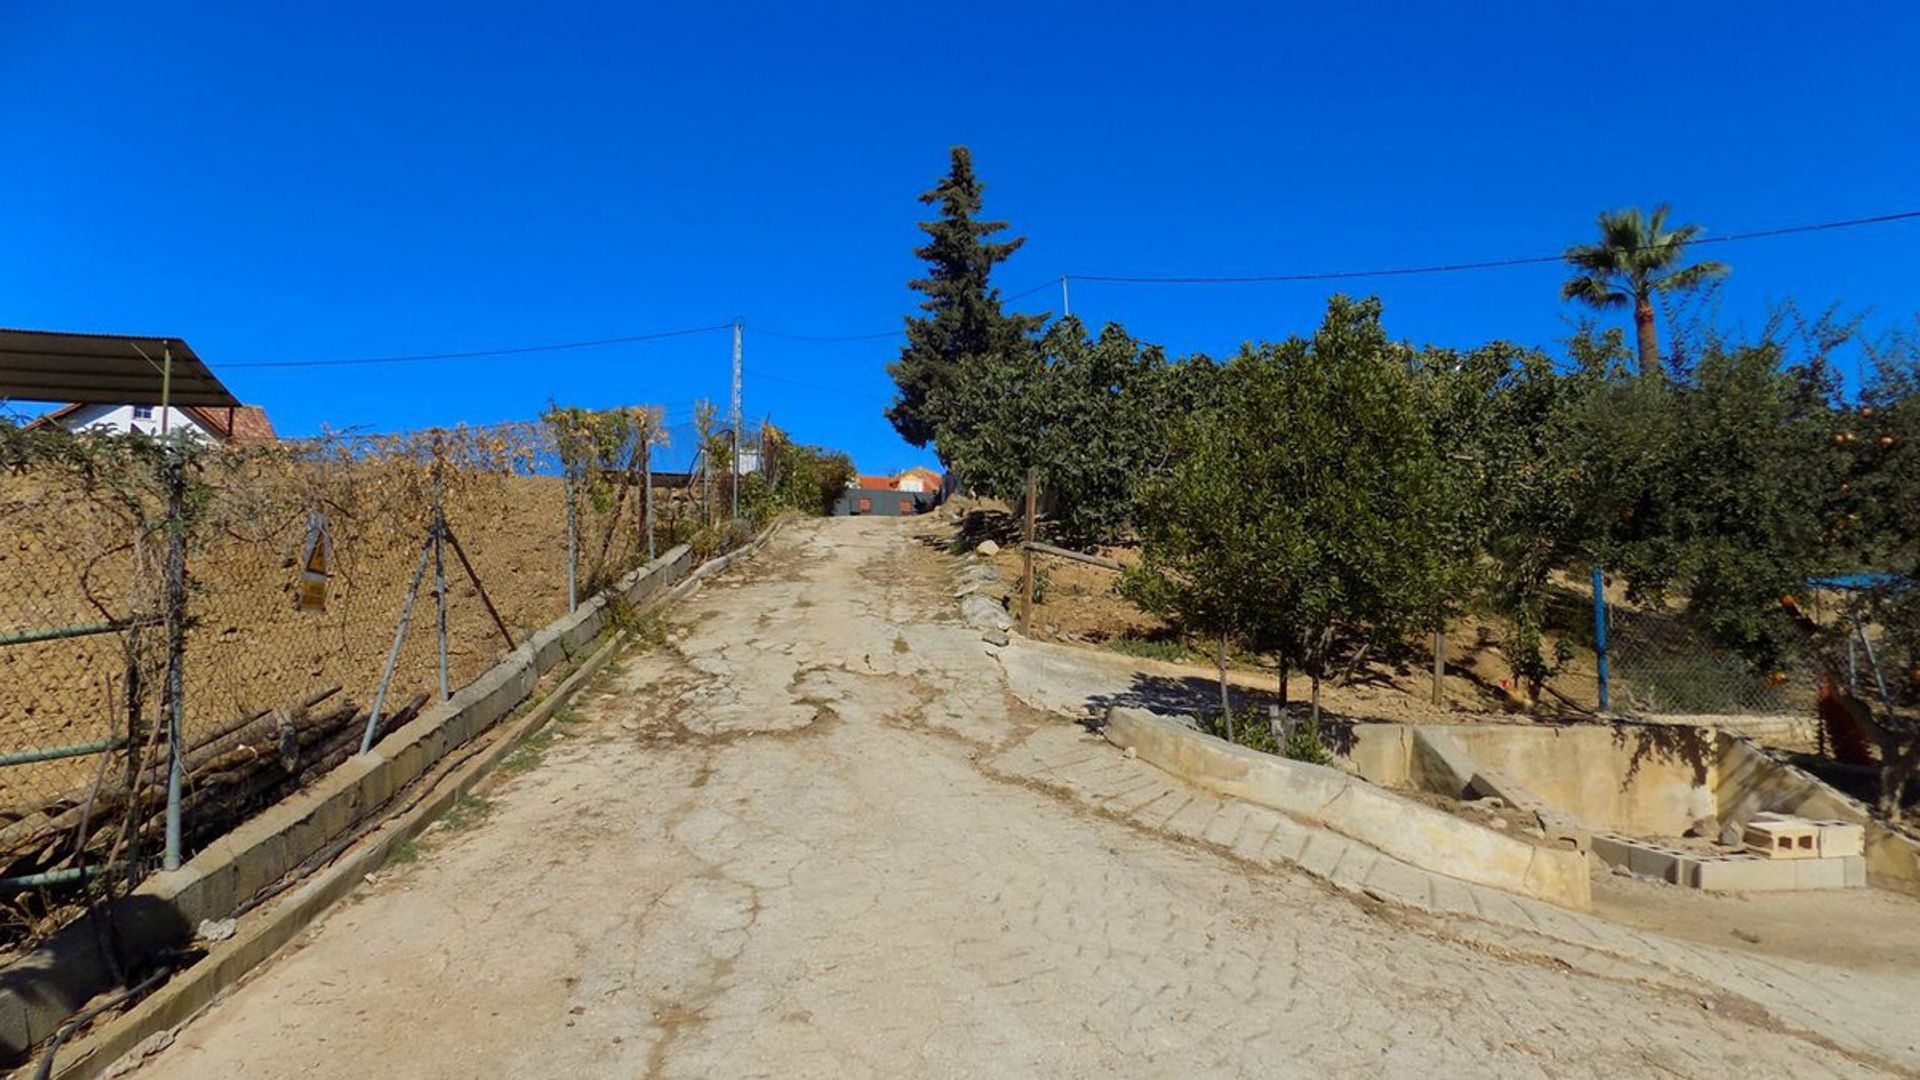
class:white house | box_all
[28,402,277,443]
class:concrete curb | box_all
[1102,708,1591,910]
[5,522,780,1071]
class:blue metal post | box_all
[1592,567,1610,712]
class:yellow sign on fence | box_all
[297,510,334,612]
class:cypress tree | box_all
[886,147,1042,460]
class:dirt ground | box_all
[126,517,1900,1079]
[1591,870,1920,975]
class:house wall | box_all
[832,488,937,517]
[53,403,219,440]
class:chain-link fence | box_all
[0,408,760,952]
[1492,571,1825,719]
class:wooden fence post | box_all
[1020,468,1037,634]
[1431,628,1446,707]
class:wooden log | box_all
[1021,541,1124,572]
[124,693,428,860]
[0,687,343,857]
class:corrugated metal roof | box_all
[0,328,241,407]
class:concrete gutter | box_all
[5,523,781,1068]
[1103,708,1592,911]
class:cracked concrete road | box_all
[136,517,1889,1079]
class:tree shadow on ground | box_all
[911,506,1023,556]
[1080,671,1360,756]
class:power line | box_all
[1002,278,1058,302]
[1071,208,1920,286]
[751,325,904,343]
[215,207,1920,375]
[225,322,734,369]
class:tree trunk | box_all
[1309,674,1322,730]
[1218,630,1232,740]
[1634,293,1662,379]
[1276,654,1290,708]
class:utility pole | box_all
[1060,275,1071,319]
[731,320,743,520]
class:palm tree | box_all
[1561,205,1729,378]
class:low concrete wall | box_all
[1105,709,1591,911]
[0,541,707,1061]
[1347,722,1716,837]
[1714,735,1920,899]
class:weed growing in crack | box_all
[501,729,556,774]
[440,792,492,831]
[390,840,420,865]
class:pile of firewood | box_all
[0,685,429,883]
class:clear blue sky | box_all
[4,3,1918,472]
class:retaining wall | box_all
[0,541,707,1060]
[1104,708,1591,910]
[1347,722,1716,837]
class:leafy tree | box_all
[1413,338,1606,702]
[543,403,667,590]
[886,147,1042,461]
[1127,297,1460,727]
[1843,329,1920,818]
[1561,205,1729,378]
[1029,319,1166,546]
[1630,338,1842,669]
[752,420,854,517]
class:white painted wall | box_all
[50,403,218,440]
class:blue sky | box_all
[4,3,1918,471]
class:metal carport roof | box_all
[0,328,241,407]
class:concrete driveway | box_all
[134,516,1892,1078]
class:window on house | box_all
[132,406,154,420]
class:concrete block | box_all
[1808,820,1865,859]
[1690,854,1798,892]
[1745,819,1819,860]
[1627,842,1686,883]
[1588,833,1636,870]
[1795,857,1848,890]
[1841,854,1867,888]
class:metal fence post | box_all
[162,449,188,871]
[433,508,449,701]
[1591,567,1610,712]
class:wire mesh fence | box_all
[1603,603,1813,716]
[0,407,754,952]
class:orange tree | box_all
[1125,297,1464,731]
